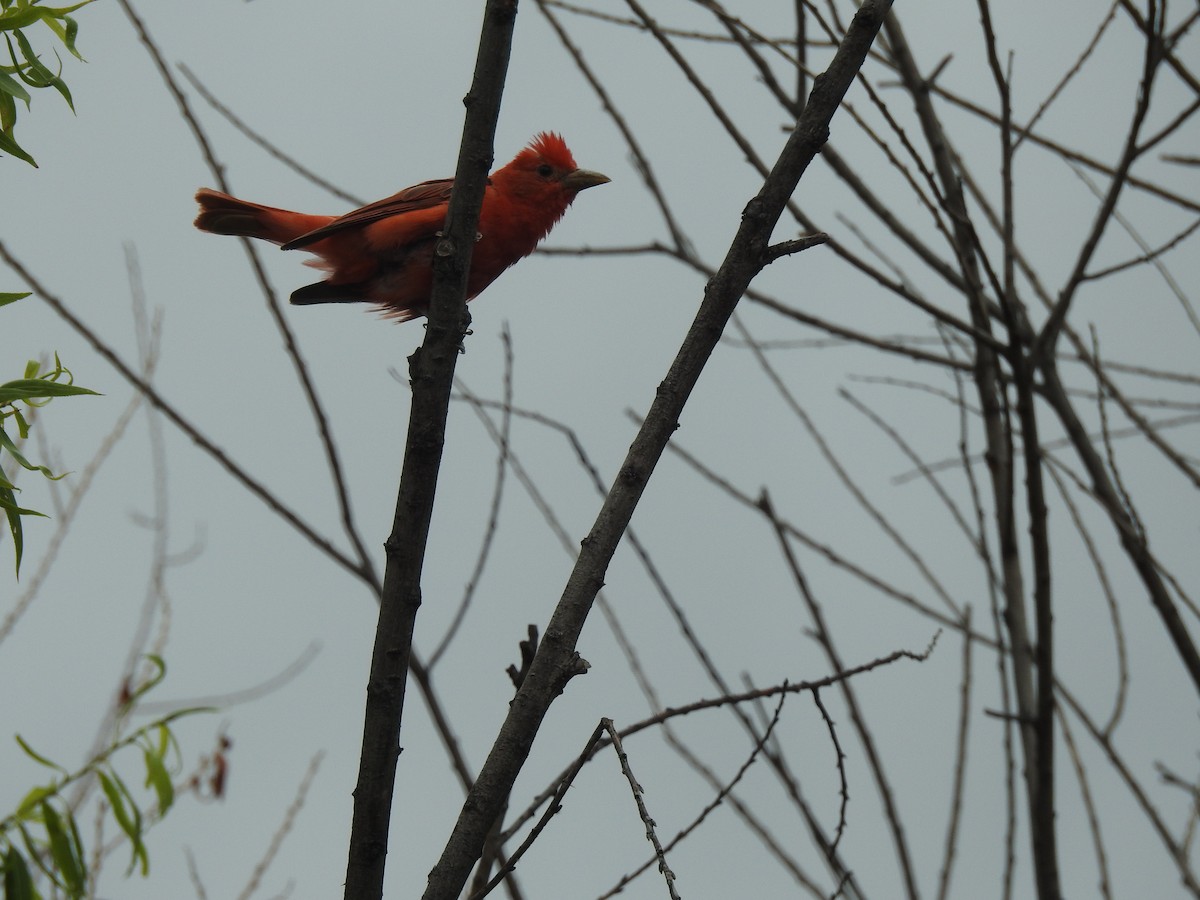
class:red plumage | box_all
[194,132,609,321]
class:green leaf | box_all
[0,485,45,516]
[63,808,86,893]
[0,3,95,37]
[9,408,28,439]
[11,406,30,439]
[14,821,52,881]
[12,28,47,81]
[142,743,174,814]
[130,654,167,700]
[2,845,36,900]
[0,8,42,33]
[0,378,100,403]
[13,734,66,772]
[11,28,72,111]
[0,425,62,478]
[0,76,16,119]
[0,122,35,165]
[0,5,78,31]
[0,488,45,578]
[0,0,96,166]
[0,290,30,306]
[15,784,56,818]
[2,33,31,103]
[3,487,27,576]
[0,67,29,104]
[97,769,148,876]
[42,13,85,61]
[30,2,97,18]
[40,801,84,895]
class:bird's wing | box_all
[281,177,468,250]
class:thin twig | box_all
[237,753,325,900]
[811,689,850,856]
[500,642,936,846]
[936,609,974,900]
[429,326,515,670]
[758,489,922,900]
[597,691,791,900]
[603,719,682,900]
[116,0,380,595]
[1057,709,1113,900]
[0,242,369,582]
[176,63,364,206]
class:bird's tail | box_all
[194,188,330,245]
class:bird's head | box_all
[495,132,610,205]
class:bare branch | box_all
[422,8,897,897]
[348,4,520,899]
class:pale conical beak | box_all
[562,168,611,192]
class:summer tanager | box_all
[193,132,609,321]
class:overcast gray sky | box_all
[3,3,1199,899]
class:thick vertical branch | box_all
[343,4,518,900]
[419,5,894,899]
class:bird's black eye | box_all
[536,163,554,178]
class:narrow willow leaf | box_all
[0,378,100,402]
[13,734,66,772]
[0,2,93,33]
[0,7,43,31]
[11,406,28,439]
[97,769,148,875]
[136,654,167,696]
[31,2,96,18]
[2,845,35,900]
[7,497,23,576]
[42,12,85,61]
[11,28,50,84]
[9,28,72,111]
[0,69,28,103]
[0,127,36,164]
[0,290,30,306]
[1,33,31,106]
[15,783,56,818]
[0,81,17,123]
[14,821,53,881]
[0,486,45,516]
[0,425,60,476]
[40,801,85,895]
[142,744,174,814]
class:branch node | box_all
[763,231,830,264]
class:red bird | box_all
[194,132,609,321]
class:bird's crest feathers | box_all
[511,131,578,172]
